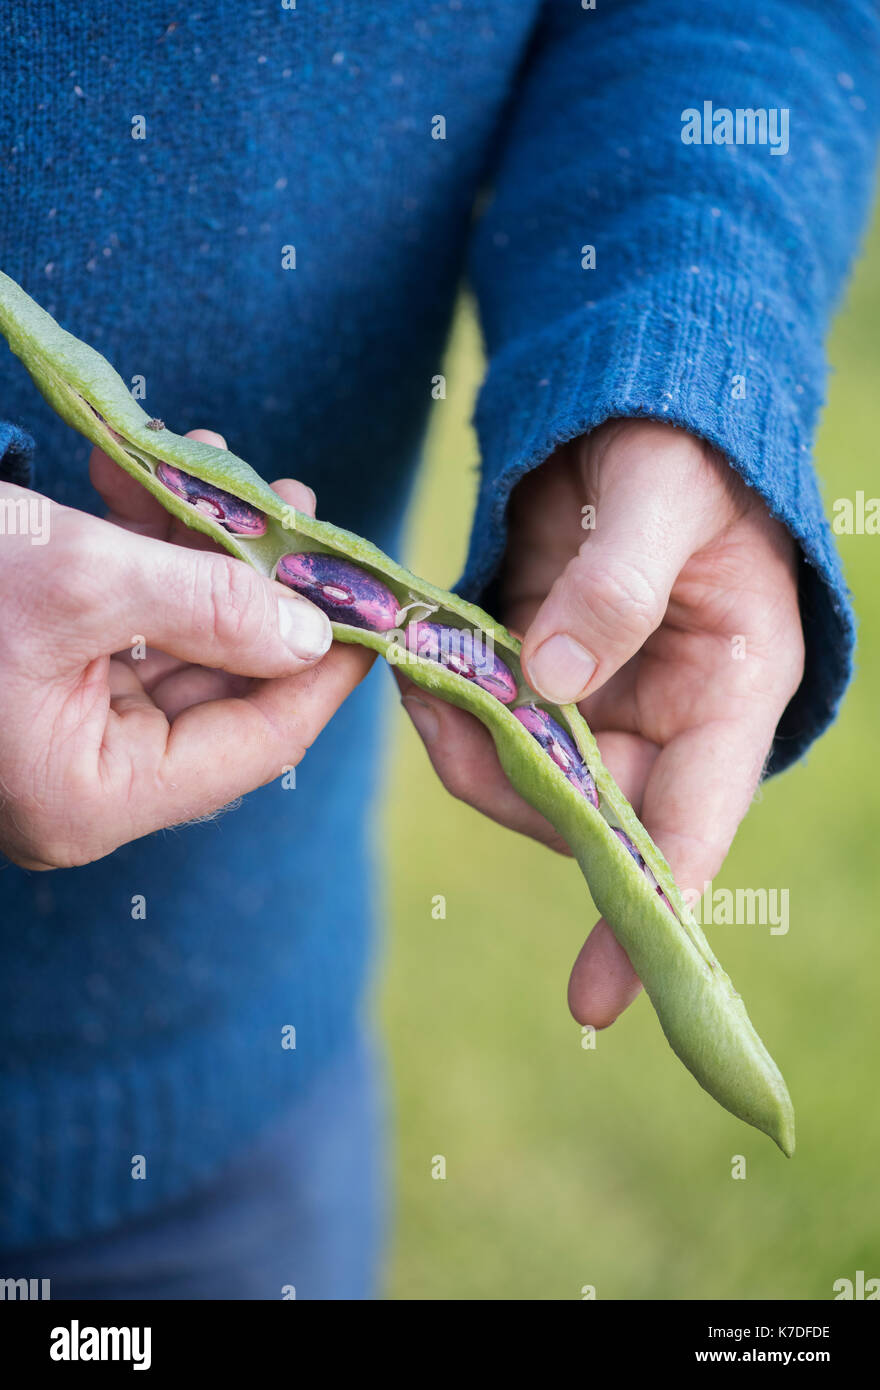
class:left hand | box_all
[397,419,804,1028]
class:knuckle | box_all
[205,557,265,648]
[44,528,110,615]
[775,626,807,704]
[3,743,106,870]
[440,761,473,805]
[4,802,74,870]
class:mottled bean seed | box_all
[513,703,599,807]
[156,462,268,536]
[276,552,400,631]
[404,620,517,703]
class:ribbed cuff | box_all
[0,420,35,487]
[458,275,854,775]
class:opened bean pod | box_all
[0,270,795,1155]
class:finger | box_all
[639,714,778,897]
[115,644,184,691]
[115,642,252,715]
[270,477,317,519]
[521,426,722,705]
[567,921,645,1028]
[148,665,253,721]
[395,671,570,850]
[113,642,375,827]
[107,654,156,715]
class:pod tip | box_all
[773,1103,796,1158]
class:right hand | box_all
[0,432,372,870]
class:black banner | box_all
[0,1297,873,1373]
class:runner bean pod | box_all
[0,270,795,1155]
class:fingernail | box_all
[527,634,597,704]
[401,695,439,744]
[277,594,332,659]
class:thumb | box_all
[521,438,715,704]
[55,513,332,678]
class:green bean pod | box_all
[0,270,795,1155]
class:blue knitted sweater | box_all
[1,1,877,1249]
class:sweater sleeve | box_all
[0,420,35,487]
[460,0,880,774]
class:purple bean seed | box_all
[156,461,268,537]
[275,552,400,631]
[613,829,675,912]
[513,704,599,807]
[404,621,517,704]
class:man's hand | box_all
[0,430,371,870]
[399,419,805,1027]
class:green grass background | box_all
[378,208,880,1301]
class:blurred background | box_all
[377,204,880,1300]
